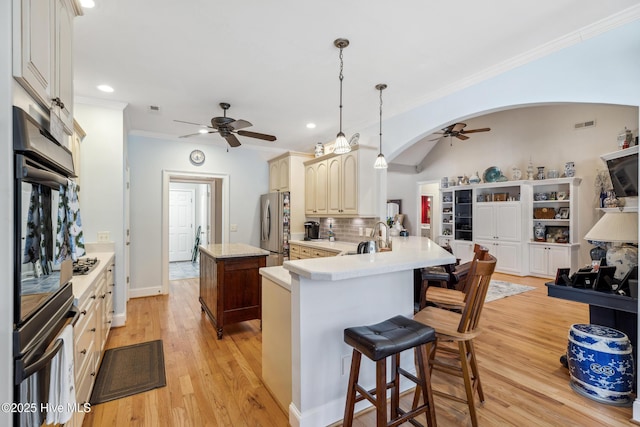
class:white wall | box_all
[75,101,127,325]
[390,103,638,266]
[127,134,272,293]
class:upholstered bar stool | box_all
[343,315,437,427]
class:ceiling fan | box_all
[429,123,491,142]
[175,102,277,147]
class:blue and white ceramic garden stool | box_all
[567,324,634,406]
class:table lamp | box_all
[584,211,638,280]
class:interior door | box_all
[169,189,195,262]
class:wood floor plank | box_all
[83,273,635,427]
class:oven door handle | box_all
[22,338,63,380]
[21,163,68,188]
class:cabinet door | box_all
[327,157,342,214]
[494,241,521,274]
[341,153,358,214]
[278,157,290,191]
[53,0,74,133]
[14,0,54,106]
[315,161,328,214]
[529,245,548,276]
[270,161,280,192]
[473,205,495,240]
[453,240,475,264]
[548,246,570,274]
[496,203,521,241]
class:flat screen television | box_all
[604,147,638,198]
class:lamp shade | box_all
[333,132,351,154]
[584,211,638,244]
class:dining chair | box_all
[413,254,497,427]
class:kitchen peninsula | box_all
[199,243,268,339]
[260,236,455,427]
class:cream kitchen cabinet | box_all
[473,202,521,242]
[304,145,377,217]
[269,156,290,192]
[13,0,81,135]
[476,239,522,274]
[305,160,328,215]
[529,243,578,278]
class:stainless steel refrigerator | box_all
[260,192,290,266]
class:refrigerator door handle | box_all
[262,199,271,241]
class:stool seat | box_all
[344,315,436,361]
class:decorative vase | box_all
[469,172,481,184]
[534,222,545,241]
[511,167,522,181]
[607,244,639,280]
[441,177,448,188]
[457,176,464,186]
[314,142,325,157]
[565,161,575,177]
[604,190,619,208]
[536,166,545,180]
[590,246,607,262]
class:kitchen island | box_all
[199,243,268,339]
[260,236,455,427]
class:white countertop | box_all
[289,239,357,254]
[284,236,455,281]
[259,265,291,291]
[199,243,269,259]
[71,252,115,306]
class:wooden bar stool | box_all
[343,315,437,427]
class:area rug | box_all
[90,340,166,404]
[485,280,535,302]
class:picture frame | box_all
[545,225,569,243]
[555,267,571,285]
[594,266,617,291]
[558,207,570,219]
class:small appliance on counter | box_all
[357,240,378,254]
[304,221,320,241]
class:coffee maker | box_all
[304,221,320,241]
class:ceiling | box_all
[73,1,639,158]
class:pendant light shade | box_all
[373,83,388,169]
[333,38,351,155]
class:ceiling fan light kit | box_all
[373,83,388,169]
[332,38,352,155]
[429,122,491,145]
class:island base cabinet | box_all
[200,252,266,339]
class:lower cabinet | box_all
[529,243,578,278]
[476,240,522,274]
[72,254,115,427]
[452,240,476,264]
[289,243,341,260]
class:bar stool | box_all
[343,315,437,427]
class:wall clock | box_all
[190,149,205,166]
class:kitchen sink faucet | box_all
[371,221,391,250]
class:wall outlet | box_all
[98,231,110,242]
[341,354,352,376]
[230,224,238,232]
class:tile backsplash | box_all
[313,217,380,243]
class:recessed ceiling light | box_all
[306,123,316,129]
[80,0,95,8]
[198,129,208,134]
[97,84,114,93]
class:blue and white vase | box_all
[567,324,634,406]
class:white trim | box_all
[161,170,230,295]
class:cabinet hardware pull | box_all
[81,310,87,315]
[91,295,96,299]
[52,97,65,109]
[80,349,87,354]
[91,372,96,377]
[90,328,96,332]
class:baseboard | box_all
[128,286,165,299]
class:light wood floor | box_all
[82,273,635,426]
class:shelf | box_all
[533,200,569,204]
[532,219,570,223]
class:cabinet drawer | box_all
[299,246,312,257]
[289,244,300,256]
[75,355,95,406]
[310,248,327,258]
[74,308,97,381]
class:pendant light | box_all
[332,38,351,154]
[373,83,388,169]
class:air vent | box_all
[574,119,596,130]
[148,105,161,112]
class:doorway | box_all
[416,180,439,240]
[162,171,228,294]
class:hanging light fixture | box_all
[332,38,351,154]
[373,83,388,169]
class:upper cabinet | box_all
[267,152,313,234]
[304,146,377,217]
[13,0,82,135]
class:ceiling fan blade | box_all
[224,134,242,147]
[237,130,277,141]
[456,134,470,141]
[451,123,466,132]
[230,119,252,130]
[460,127,491,134]
[441,124,455,133]
[174,119,210,127]
[179,131,216,138]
